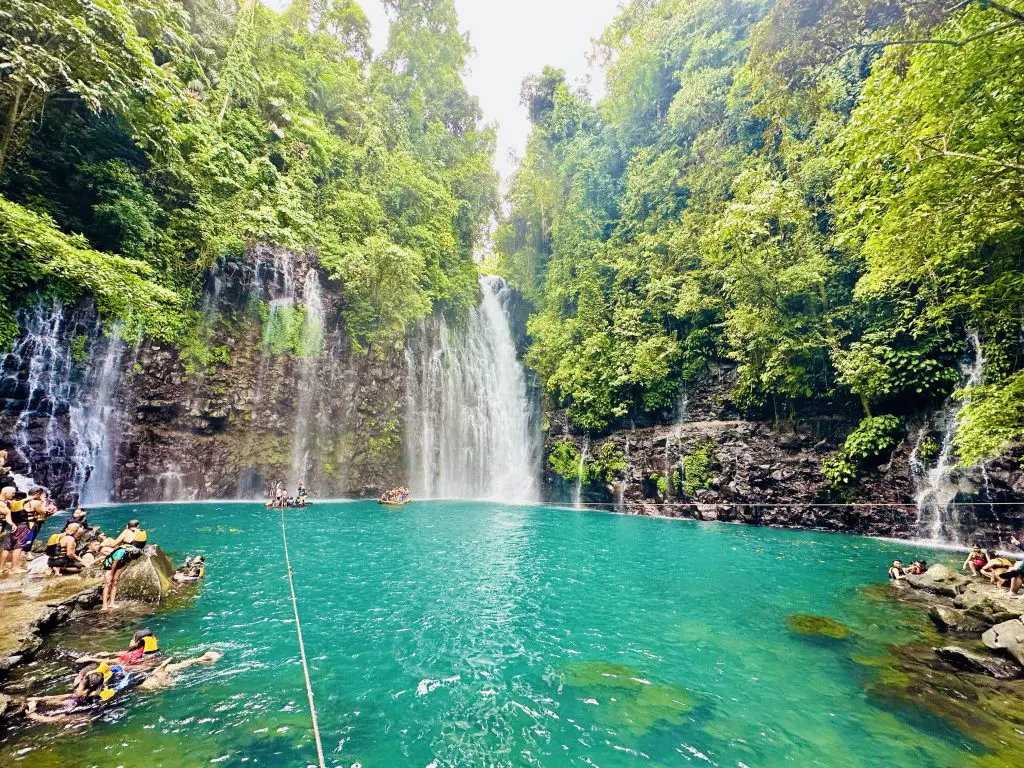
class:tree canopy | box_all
[0,0,497,350]
[498,0,1024,467]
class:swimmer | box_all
[140,650,223,690]
[173,555,205,582]
[78,629,162,669]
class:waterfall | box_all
[290,269,324,484]
[915,332,985,542]
[74,323,125,505]
[573,437,589,509]
[666,392,688,498]
[405,275,539,501]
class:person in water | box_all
[79,629,163,669]
[63,507,91,532]
[46,522,85,575]
[888,560,907,581]
[25,669,108,723]
[962,544,988,577]
[0,485,31,575]
[140,650,223,690]
[173,555,205,582]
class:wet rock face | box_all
[111,246,408,502]
[117,546,176,603]
[542,370,1022,540]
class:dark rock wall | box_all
[111,247,407,502]
[542,364,1024,542]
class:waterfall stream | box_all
[572,437,589,509]
[74,323,126,504]
[405,275,539,501]
[290,269,324,484]
[914,332,985,542]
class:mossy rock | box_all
[786,614,852,640]
[559,660,693,737]
[117,546,176,603]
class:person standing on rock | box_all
[0,486,31,575]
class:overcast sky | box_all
[262,0,623,181]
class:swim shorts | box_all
[4,523,30,551]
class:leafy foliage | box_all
[823,415,903,487]
[500,0,1024,463]
[0,0,496,355]
[682,440,716,496]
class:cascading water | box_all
[573,437,589,509]
[74,323,126,504]
[915,332,985,542]
[289,269,324,483]
[405,275,540,501]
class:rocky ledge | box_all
[0,546,178,678]
[898,564,1024,678]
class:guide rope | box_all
[279,508,328,768]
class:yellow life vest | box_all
[133,529,148,548]
[142,635,159,654]
[9,499,24,512]
[45,533,62,557]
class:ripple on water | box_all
[0,500,1000,767]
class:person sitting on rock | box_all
[996,558,1024,595]
[80,540,102,568]
[111,519,148,552]
[46,522,85,575]
[888,560,906,581]
[980,551,1014,584]
[909,560,927,575]
[962,544,988,577]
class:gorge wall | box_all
[542,362,1024,544]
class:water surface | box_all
[0,501,982,766]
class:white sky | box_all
[262,0,623,180]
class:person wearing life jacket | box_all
[46,522,85,575]
[26,660,141,723]
[174,555,206,582]
[22,487,49,554]
[0,486,31,575]
[79,629,162,669]
[112,519,147,551]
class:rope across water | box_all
[279,508,328,768]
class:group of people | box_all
[24,628,221,723]
[888,535,1024,594]
[266,481,310,509]
[887,559,929,580]
[379,486,411,504]
[961,541,1024,593]
[0,471,206,609]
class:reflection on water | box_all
[0,501,1002,766]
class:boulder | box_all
[116,546,176,603]
[982,618,1024,666]
[929,605,987,634]
[935,646,1022,679]
[953,584,1024,627]
[905,564,970,597]
[786,614,851,640]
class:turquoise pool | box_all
[0,501,985,766]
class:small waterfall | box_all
[74,323,126,504]
[405,275,539,501]
[915,332,985,542]
[616,434,631,512]
[290,269,324,483]
[573,437,589,509]
[666,392,688,498]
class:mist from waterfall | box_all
[405,275,540,501]
[290,269,324,484]
[914,332,986,543]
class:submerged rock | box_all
[928,605,987,634]
[983,618,1024,667]
[935,646,1022,679]
[905,564,970,597]
[785,614,851,640]
[117,546,176,603]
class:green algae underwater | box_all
[1,500,1020,767]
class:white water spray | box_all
[573,437,590,509]
[75,323,125,504]
[405,275,540,501]
[915,332,985,543]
